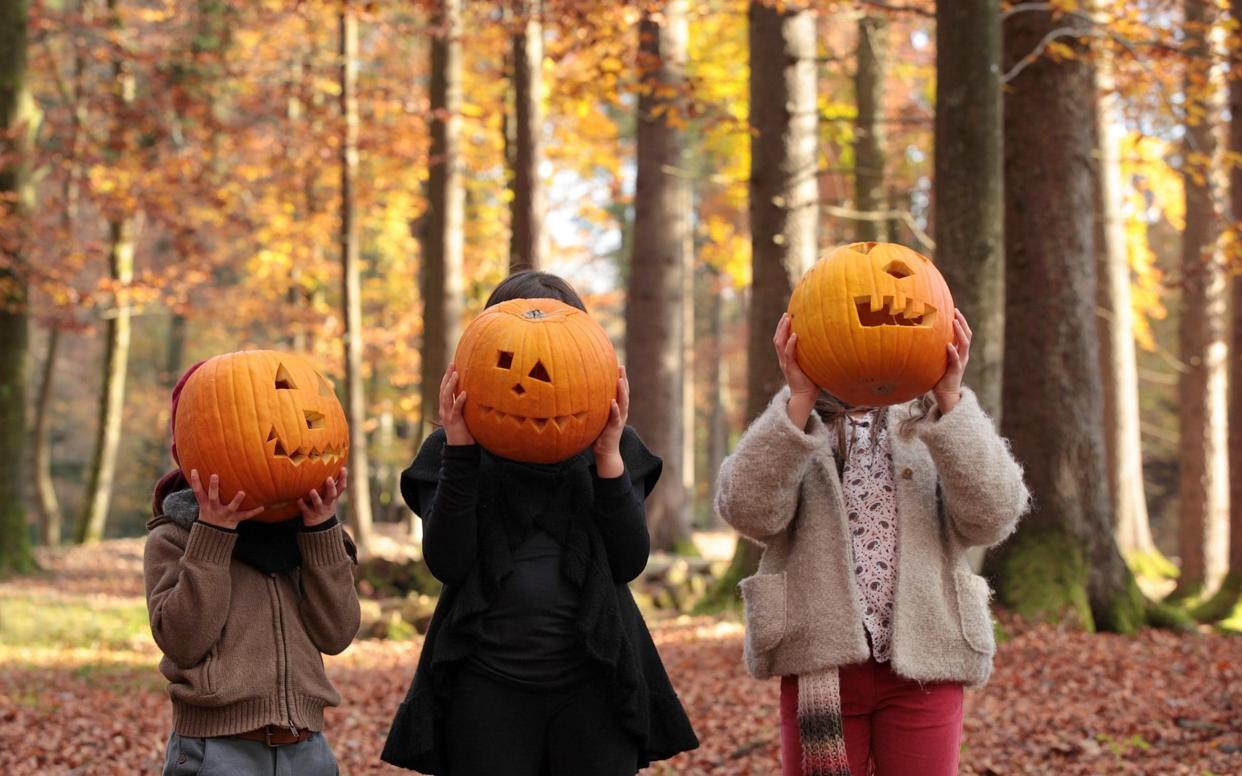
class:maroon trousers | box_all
[780,660,964,776]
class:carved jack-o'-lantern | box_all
[172,350,350,522]
[454,298,619,464]
[788,242,954,406]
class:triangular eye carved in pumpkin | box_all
[275,363,297,390]
[316,372,334,398]
[884,261,913,279]
[528,360,551,383]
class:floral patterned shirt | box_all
[832,409,898,662]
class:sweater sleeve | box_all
[914,388,1032,547]
[143,522,237,669]
[714,387,832,543]
[296,522,361,655]
[592,470,651,584]
[403,442,481,586]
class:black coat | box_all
[380,428,699,773]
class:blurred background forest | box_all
[2,0,1242,633]
[4,0,1242,772]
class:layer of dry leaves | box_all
[1,541,1239,775]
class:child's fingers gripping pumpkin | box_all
[933,309,972,413]
[440,364,475,446]
[190,469,264,529]
[299,467,347,526]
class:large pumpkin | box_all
[454,298,618,464]
[788,242,954,406]
[172,350,349,522]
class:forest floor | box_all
[1,539,1240,776]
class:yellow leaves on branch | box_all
[1120,131,1177,351]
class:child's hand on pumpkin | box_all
[592,365,628,478]
[190,469,264,530]
[933,309,972,414]
[299,467,347,527]
[440,363,475,446]
[774,313,818,429]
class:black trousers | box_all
[444,666,639,776]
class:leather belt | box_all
[232,725,315,747]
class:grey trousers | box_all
[162,731,339,776]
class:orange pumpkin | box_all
[788,242,954,406]
[172,350,349,522]
[454,298,618,464]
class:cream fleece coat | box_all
[716,387,1030,687]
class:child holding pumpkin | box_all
[716,309,1029,776]
[381,271,698,775]
[145,359,361,776]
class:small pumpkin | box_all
[787,241,955,406]
[172,350,349,522]
[454,298,618,464]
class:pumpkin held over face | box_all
[454,298,619,464]
[788,242,955,406]
[172,351,350,522]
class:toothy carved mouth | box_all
[478,405,588,432]
[266,426,346,466]
[854,296,937,327]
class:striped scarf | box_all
[797,667,852,776]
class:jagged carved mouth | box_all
[478,405,588,432]
[266,426,346,466]
[854,296,937,328]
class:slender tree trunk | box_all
[853,15,887,243]
[1197,0,1242,617]
[508,0,543,271]
[682,183,696,528]
[77,0,135,544]
[34,327,64,545]
[705,0,817,607]
[0,0,36,572]
[1093,26,1161,571]
[705,271,728,526]
[983,6,1145,633]
[339,6,373,554]
[1171,0,1229,600]
[419,0,465,441]
[933,0,1004,422]
[627,0,690,552]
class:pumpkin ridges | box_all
[455,298,615,464]
[245,352,281,504]
[207,356,247,507]
[172,350,350,522]
[790,242,953,406]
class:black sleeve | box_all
[400,434,481,586]
[592,470,652,584]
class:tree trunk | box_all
[932,0,1004,421]
[33,326,64,546]
[1170,0,1229,600]
[508,0,543,271]
[419,0,465,442]
[77,0,135,545]
[853,15,887,243]
[984,6,1145,633]
[704,271,729,526]
[1093,26,1162,573]
[626,0,691,552]
[339,6,373,554]
[1197,0,1242,618]
[0,0,36,573]
[704,0,817,608]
